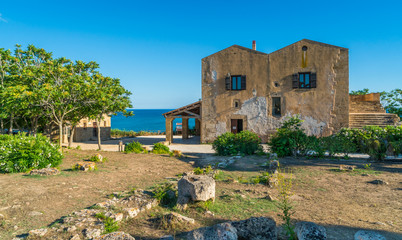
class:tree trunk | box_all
[97,119,102,150]
[0,119,3,134]
[9,114,14,135]
[58,121,63,148]
[68,125,76,148]
[31,117,38,137]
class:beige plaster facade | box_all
[73,115,111,142]
[201,39,349,143]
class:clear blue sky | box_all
[1,0,401,109]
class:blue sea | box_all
[111,109,196,132]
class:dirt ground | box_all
[0,149,401,240]
[0,149,193,239]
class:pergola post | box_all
[195,118,201,135]
[182,118,189,139]
[165,117,174,143]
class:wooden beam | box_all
[183,110,201,118]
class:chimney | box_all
[252,40,256,50]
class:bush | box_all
[124,141,145,153]
[0,133,63,173]
[152,143,170,154]
[268,116,308,157]
[152,182,177,207]
[212,130,262,156]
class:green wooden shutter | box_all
[241,75,246,90]
[292,73,299,89]
[311,73,317,88]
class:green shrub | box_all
[152,143,170,154]
[124,141,145,153]
[268,116,308,157]
[152,182,177,207]
[193,165,213,175]
[0,133,63,173]
[212,130,262,156]
[95,212,119,233]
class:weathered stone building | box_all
[201,39,349,142]
[59,115,111,143]
[164,39,399,143]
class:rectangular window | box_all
[227,75,246,90]
[231,119,243,134]
[293,72,317,89]
[272,97,281,117]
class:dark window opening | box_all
[231,119,243,134]
[292,72,317,89]
[272,97,281,117]
[93,122,97,137]
[234,100,240,108]
[225,75,246,90]
[274,82,279,87]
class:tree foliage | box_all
[0,44,132,148]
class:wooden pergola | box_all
[162,101,201,143]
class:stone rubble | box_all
[23,189,156,240]
[29,167,60,176]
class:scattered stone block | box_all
[93,231,136,240]
[74,162,96,171]
[354,230,386,240]
[159,141,170,146]
[29,228,48,237]
[369,179,388,185]
[296,221,326,240]
[83,228,102,239]
[142,146,151,152]
[29,167,60,176]
[172,150,183,157]
[160,235,174,240]
[231,217,277,240]
[177,174,215,208]
[187,222,237,240]
[165,212,195,225]
[124,208,140,218]
[269,160,279,173]
[339,165,355,171]
[70,234,81,240]
[91,153,104,162]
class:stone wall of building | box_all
[201,40,349,143]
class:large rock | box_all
[296,221,326,240]
[354,230,386,240]
[74,162,96,171]
[28,228,48,237]
[94,231,135,240]
[177,174,215,207]
[187,222,237,240]
[231,217,277,240]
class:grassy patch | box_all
[207,193,277,220]
[329,168,382,176]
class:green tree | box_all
[88,75,132,150]
[381,89,402,119]
[350,88,370,95]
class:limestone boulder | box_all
[269,160,279,173]
[187,222,237,240]
[28,228,48,237]
[231,217,277,240]
[296,221,326,240]
[93,231,135,240]
[74,162,96,171]
[177,174,215,207]
[354,230,386,240]
[165,212,195,225]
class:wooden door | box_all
[231,119,238,134]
